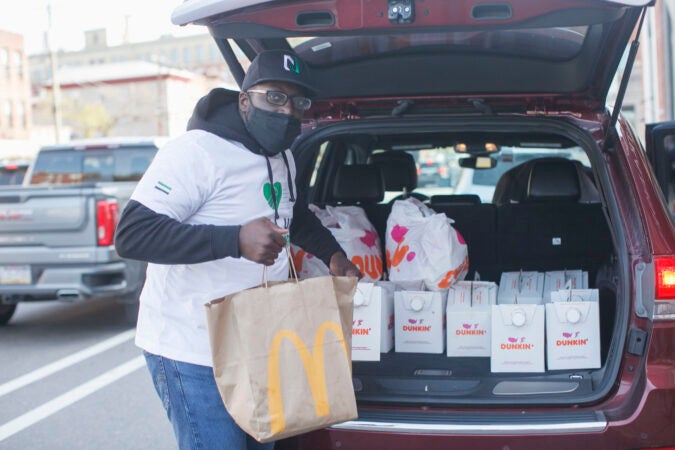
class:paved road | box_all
[0,299,177,449]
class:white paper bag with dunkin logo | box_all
[490,304,545,373]
[351,281,395,361]
[446,281,497,357]
[394,289,447,354]
[546,289,600,370]
[497,271,544,304]
[542,270,588,303]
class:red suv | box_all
[174,1,675,448]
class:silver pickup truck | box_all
[0,137,165,325]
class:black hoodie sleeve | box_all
[115,200,241,264]
[289,190,343,267]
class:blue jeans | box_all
[143,351,275,450]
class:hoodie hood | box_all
[187,88,264,154]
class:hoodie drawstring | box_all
[280,151,295,202]
[264,156,279,222]
[264,151,295,224]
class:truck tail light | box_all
[96,199,119,247]
[654,256,675,321]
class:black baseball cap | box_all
[241,50,318,97]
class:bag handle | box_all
[262,244,299,288]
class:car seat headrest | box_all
[526,159,580,202]
[368,151,417,192]
[330,164,384,204]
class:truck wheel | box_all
[0,305,17,325]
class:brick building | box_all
[36,60,216,138]
[0,30,31,140]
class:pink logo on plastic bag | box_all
[562,331,580,338]
[408,318,417,324]
[456,229,466,245]
[390,225,409,244]
[462,323,472,329]
[359,230,378,248]
[387,225,411,271]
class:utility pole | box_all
[47,2,63,143]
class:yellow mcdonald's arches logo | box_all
[267,321,348,434]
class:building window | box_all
[17,102,26,129]
[195,44,204,63]
[183,46,191,66]
[4,100,13,127]
[171,48,179,65]
[0,48,8,78]
[13,51,23,78]
[209,44,217,61]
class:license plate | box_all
[0,265,31,284]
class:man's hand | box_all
[239,218,288,266]
[329,251,362,278]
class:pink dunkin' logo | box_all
[359,230,378,248]
[502,337,532,350]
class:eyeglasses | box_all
[247,89,312,111]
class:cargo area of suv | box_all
[292,118,623,407]
[170,0,675,447]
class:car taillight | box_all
[438,166,448,176]
[96,199,119,247]
[654,256,675,321]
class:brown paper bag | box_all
[205,275,359,443]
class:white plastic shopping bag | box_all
[291,205,384,281]
[386,197,468,291]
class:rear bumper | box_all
[277,388,675,450]
[0,261,132,303]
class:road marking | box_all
[0,328,136,398]
[0,355,145,442]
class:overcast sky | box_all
[0,0,205,55]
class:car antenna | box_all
[602,7,647,152]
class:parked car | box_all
[172,0,675,448]
[417,159,451,187]
[0,137,164,325]
[0,160,30,186]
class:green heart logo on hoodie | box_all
[263,182,282,210]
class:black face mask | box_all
[244,105,301,156]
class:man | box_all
[115,49,360,450]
